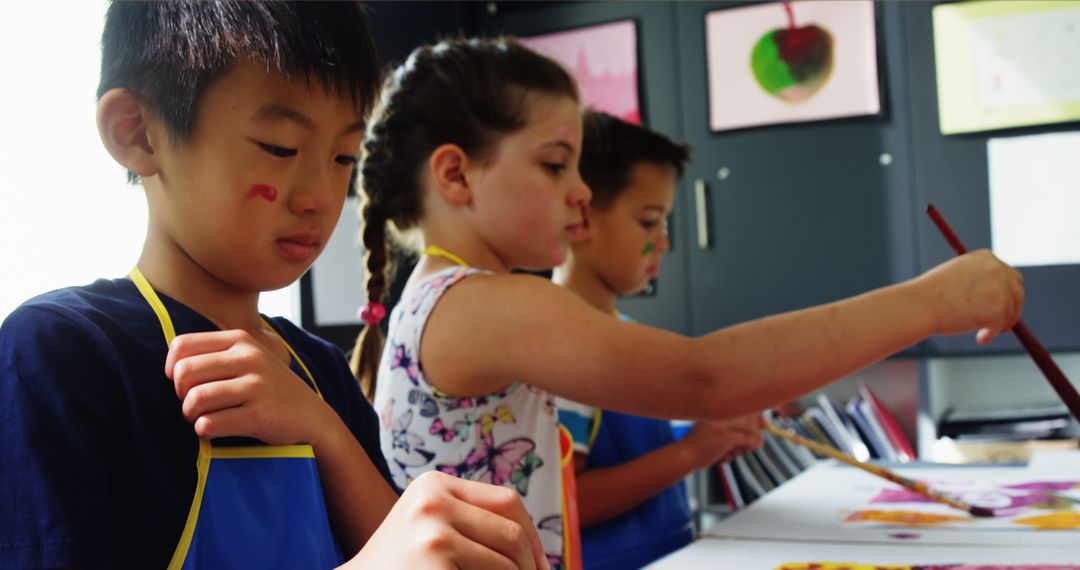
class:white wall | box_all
[0,1,295,324]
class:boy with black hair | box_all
[555,111,763,569]
[0,3,544,568]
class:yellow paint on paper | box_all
[777,561,911,565]
[1012,511,1080,530]
[843,510,970,527]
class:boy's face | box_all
[142,61,365,294]
[574,161,676,296]
[465,94,592,270]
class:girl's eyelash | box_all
[258,142,297,158]
[544,163,566,174]
[336,155,359,166]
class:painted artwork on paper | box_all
[843,479,1080,530]
[776,564,1080,570]
[704,463,1080,547]
[520,20,641,124]
[705,0,879,131]
[933,1,1080,134]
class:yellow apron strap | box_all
[261,317,324,401]
[129,267,176,346]
[128,267,211,570]
[167,438,211,570]
[587,408,603,449]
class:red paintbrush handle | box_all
[1012,322,1080,421]
[925,205,1080,422]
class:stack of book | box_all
[717,382,915,510]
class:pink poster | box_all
[520,20,641,124]
[705,0,880,131]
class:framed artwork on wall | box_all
[933,1,1080,135]
[520,19,642,124]
[705,0,880,132]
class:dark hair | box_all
[580,110,691,210]
[98,1,380,183]
[350,37,578,400]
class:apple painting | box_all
[750,2,835,103]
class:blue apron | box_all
[130,267,344,570]
[581,410,695,570]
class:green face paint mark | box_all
[642,242,654,256]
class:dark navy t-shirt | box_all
[0,278,394,569]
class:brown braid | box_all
[350,199,389,400]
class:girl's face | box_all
[575,161,676,296]
[464,94,592,271]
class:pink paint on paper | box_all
[520,21,641,124]
[247,184,278,202]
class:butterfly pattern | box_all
[436,422,543,495]
[538,515,565,570]
[389,343,421,385]
[373,266,566,562]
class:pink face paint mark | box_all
[246,184,278,202]
[550,243,566,267]
[555,125,577,146]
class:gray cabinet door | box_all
[675,2,918,339]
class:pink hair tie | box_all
[358,301,387,325]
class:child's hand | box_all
[165,329,335,445]
[680,415,764,469]
[344,471,549,570]
[915,249,1024,345]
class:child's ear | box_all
[429,143,472,206]
[96,88,160,178]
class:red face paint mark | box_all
[555,125,577,146]
[247,184,278,202]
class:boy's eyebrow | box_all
[254,103,366,135]
[540,140,576,154]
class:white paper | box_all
[1028,449,1080,473]
[702,461,1080,547]
[311,196,365,326]
[988,132,1080,267]
[646,536,1080,569]
[971,7,1080,112]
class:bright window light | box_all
[0,2,297,324]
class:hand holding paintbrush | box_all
[926,205,1080,423]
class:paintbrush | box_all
[763,421,994,517]
[925,204,1080,423]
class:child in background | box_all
[554,111,763,569]
[0,4,546,569]
[352,37,1023,569]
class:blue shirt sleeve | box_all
[0,305,122,569]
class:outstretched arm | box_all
[422,250,1023,420]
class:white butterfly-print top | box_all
[373,267,566,567]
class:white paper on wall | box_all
[311,196,365,326]
[988,132,1080,267]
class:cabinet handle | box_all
[694,178,709,249]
